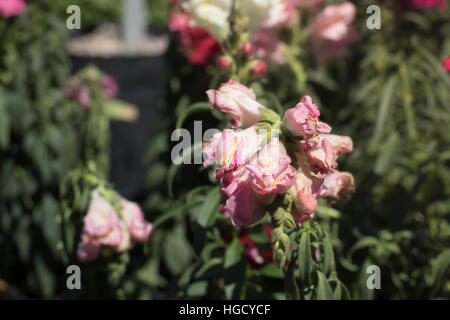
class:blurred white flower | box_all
[183,0,232,41]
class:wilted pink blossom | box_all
[121,199,153,243]
[0,0,26,18]
[284,96,331,138]
[302,136,337,175]
[207,80,268,128]
[320,133,353,156]
[317,170,355,201]
[289,171,318,225]
[309,2,359,64]
[246,138,296,195]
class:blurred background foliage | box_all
[0,0,449,299]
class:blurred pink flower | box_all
[317,170,355,201]
[410,0,447,9]
[121,199,153,243]
[169,12,222,65]
[217,55,233,70]
[251,60,268,77]
[77,234,100,263]
[284,96,331,138]
[0,0,26,18]
[100,75,119,99]
[246,138,296,195]
[83,191,120,238]
[309,2,359,64]
[252,27,286,65]
[206,80,267,128]
[443,56,450,71]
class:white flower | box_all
[238,0,285,32]
[184,0,232,41]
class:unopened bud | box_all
[240,42,253,55]
[217,56,232,70]
[251,60,267,77]
[274,248,286,268]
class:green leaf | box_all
[196,188,220,228]
[0,87,10,149]
[430,249,450,296]
[224,237,245,300]
[316,271,334,300]
[299,231,312,283]
[371,75,397,148]
[374,132,401,175]
[186,281,209,297]
[163,223,193,275]
[258,264,284,279]
[323,237,335,276]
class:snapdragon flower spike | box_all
[206,80,268,128]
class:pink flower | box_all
[252,27,286,65]
[251,60,268,77]
[0,0,26,18]
[410,0,447,9]
[121,199,153,243]
[100,75,119,99]
[246,138,296,195]
[317,170,355,201]
[240,42,254,55]
[202,127,262,179]
[320,133,353,156]
[222,174,273,226]
[284,96,331,138]
[83,191,120,238]
[309,2,359,64]
[77,235,101,263]
[443,56,450,71]
[207,80,268,128]
[289,171,318,225]
[302,136,337,175]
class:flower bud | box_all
[240,42,254,55]
[251,60,268,77]
[217,55,233,70]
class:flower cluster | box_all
[170,0,359,66]
[202,80,355,228]
[0,0,26,18]
[64,74,119,109]
[77,190,153,262]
